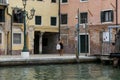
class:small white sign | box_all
[75,36,77,41]
[103,32,109,42]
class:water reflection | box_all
[0,64,119,80]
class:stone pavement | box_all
[0,54,98,66]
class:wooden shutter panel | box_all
[0,9,5,22]
[101,11,104,23]
[2,9,5,22]
[35,16,41,25]
[111,10,114,22]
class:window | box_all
[61,0,68,3]
[35,16,42,25]
[0,9,5,22]
[61,14,67,24]
[0,33,2,44]
[13,9,23,23]
[80,12,88,24]
[101,10,113,23]
[51,17,57,26]
[51,0,56,3]
[13,33,21,44]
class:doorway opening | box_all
[34,31,40,54]
[79,34,89,53]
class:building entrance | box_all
[80,34,89,53]
[34,31,40,54]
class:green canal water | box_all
[0,63,119,80]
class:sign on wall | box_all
[103,32,110,42]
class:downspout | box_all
[58,0,60,40]
[6,6,12,55]
[116,0,118,30]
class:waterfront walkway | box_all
[0,54,98,66]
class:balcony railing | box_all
[0,0,8,6]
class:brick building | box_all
[0,0,120,55]
[60,0,120,55]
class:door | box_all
[80,35,89,53]
[34,31,40,54]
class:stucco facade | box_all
[60,0,120,55]
[0,0,59,55]
[0,0,120,55]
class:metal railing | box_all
[0,0,8,5]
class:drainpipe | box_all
[116,0,118,31]
[58,0,60,40]
[6,6,12,55]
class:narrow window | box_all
[61,14,67,24]
[35,16,42,25]
[13,33,21,44]
[80,12,88,24]
[51,17,57,26]
[0,9,5,22]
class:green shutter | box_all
[111,10,114,22]
[35,16,41,25]
[2,9,5,22]
[101,11,104,23]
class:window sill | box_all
[80,1,88,3]
[35,24,42,26]
[101,21,113,24]
[61,3,68,5]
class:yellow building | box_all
[0,0,59,55]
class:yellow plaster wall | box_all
[8,0,59,29]
[7,0,59,51]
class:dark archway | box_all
[34,31,40,54]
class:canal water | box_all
[0,63,119,80]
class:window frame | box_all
[80,12,88,24]
[51,17,57,26]
[61,13,68,25]
[61,0,68,4]
[35,16,42,25]
[80,0,88,2]
[13,33,22,44]
[101,10,114,23]
[0,9,5,22]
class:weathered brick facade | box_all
[60,0,119,55]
